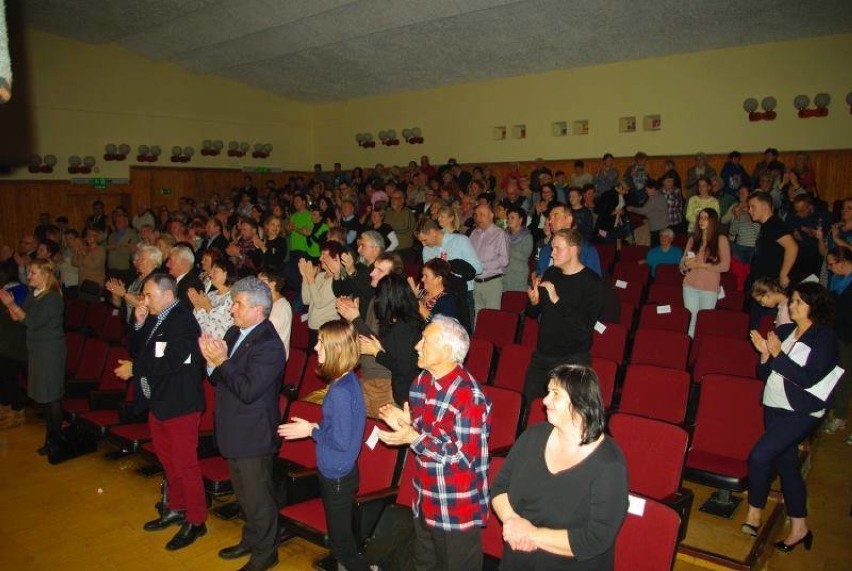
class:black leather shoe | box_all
[143,511,185,531]
[165,522,207,551]
[237,556,278,571]
[775,530,813,552]
[218,544,252,560]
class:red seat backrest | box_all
[474,309,519,349]
[609,413,688,500]
[395,450,418,508]
[199,381,216,432]
[614,494,680,571]
[291,312,310,350]
[694,309,749,341]
[591,323,628,365]
[692,335,758,381]
[630,328,689,371]
[65,298,89,329]
[646,283,685,307]
[491,344,533,392]
[278,400,323,468]
[690,374,764,462]
[83,302,111,333]
[297,354,326,400]
[75,337,109,382]
[482,457,506,559]
[284,347,307,387]
[612,279,643,305]
[613,261,650,286]
[500,291,528,314]
[100,346,130,391]
[717,289,746,313]
[519,316,538,349]
[101,314,125,344]
[591,356,617,410]
[619,364,690,425]
[464,338,494,385]
[619,244,650,264]
[481,385,522,454]
[65,331,85,376]
[653,264,683,286]
[356,418,400,495]
[638,305,690,334]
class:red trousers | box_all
[149,412,207,524]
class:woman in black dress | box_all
[0,259,66,455]
[492,364,628,570]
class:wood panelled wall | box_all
[1,150,850,249]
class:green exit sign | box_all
[91,178,108,189]
[160,188,172,196]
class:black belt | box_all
[474,274,503,283]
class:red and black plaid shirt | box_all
[408,365,492,531]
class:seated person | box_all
[639,228,683,276]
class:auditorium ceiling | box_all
[19,0,852,102]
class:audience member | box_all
[627,180,669,246]
[378,316,491,571]
[824,248,851,438]
[640,228,683,277]
[492,365,628,569]
[470,204,509,320]
[299,242,342,348]
[167,245,205,308]
[257,269,293,357]
[685,177,721,233]
[105,245,163,323]
[278,320,370,571]
[750,277,792,327]
[189,258,235,339]
[524,229,603,403]
[680,209,731,337]
[745,283,839,552]
[503,207,534,292]
[722,185,761,264]
[408,258,458,322]
[115,274,207,550]
[200,276,286,571]
[685,152,718,197]
[106,212,139,284]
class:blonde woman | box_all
[278,320,369,571]
[0,260,66,450]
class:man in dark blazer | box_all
[195,218,228,268]
[166,244,205,308]
[199,276,286,571]
[115,273,207,550]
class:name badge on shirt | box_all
[155,341,167,358]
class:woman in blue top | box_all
[278,320,369,571]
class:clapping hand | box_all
[527,275,541,305]
[336,296,360,322]
[358,334,383,357]
[377,402,418,446]
[252,235,265,250]
[225,243,240,258]
[0,289,13,308]
[114,359,133,381]
[406,276,420,295]
[539,281,559,303]
[749,330,769,358]
[278,416,318,440]
[340,251,355,275]
[105,278,126,297]
[766,331,782,357]
[198,332,228,368]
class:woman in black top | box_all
[407,258,459,322]
[358,273,424,406]
[492,364,628,570]
[257,215,288,271]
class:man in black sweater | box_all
[523,228,604,404]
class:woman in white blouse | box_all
[258,269,293,357]
[189,257,235,339]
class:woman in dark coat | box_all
[0,259,66,454]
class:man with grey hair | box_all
[333,230,386,320]
[106,244,164,323]
[199,276,287,571]
[378,315,492,570]
[166,244,204,308]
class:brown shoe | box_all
[0,410,24,429]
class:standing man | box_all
[385,189,417,256]
[199,277,286,571]
[747,191,798,326]
[378,316,491,571]
[106,212,139,285]
[469,205,509,321]
[166,245,204,307]
[115,274,207,550]
[535,205,602,277]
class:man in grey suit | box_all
[199,277,286,571]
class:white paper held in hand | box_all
[594,321,607,334]
[656,304,671,314]
[365,425,380,450]
[627,494,646,517]
[300,313,309,323]
[615,279,628,289]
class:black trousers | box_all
[229,455,279,566]
[523,350,591,404]
[319,466,370,571]
[0,357,24,410]
[413,516,482,571]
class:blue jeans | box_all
[683,285,718,337]
[732,243,755,264]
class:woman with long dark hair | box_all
[0,259,66,455]
[407,258,458,322]
[745,283,841,551]
[359,273,424,406]
[680,208,731,337]
[278,320,369,571]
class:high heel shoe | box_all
[774,530,813,552]
[740,522,760,537]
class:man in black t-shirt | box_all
[747,191,798,328]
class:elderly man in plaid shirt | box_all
[378,315,492,570]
